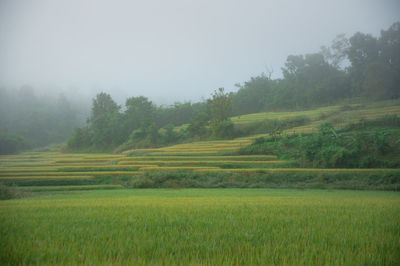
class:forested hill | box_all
[0,22,399,154]
[232,22,400,115]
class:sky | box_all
[0,0,399,104]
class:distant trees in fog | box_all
[1,22,399,154]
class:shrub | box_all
[214,120,235,139]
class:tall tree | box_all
[122,96,155,139]
[89,92,120,123]
[89,93,122,149]
[208,88,233,137]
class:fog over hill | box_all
[1,0,399,104]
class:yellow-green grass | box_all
[0,175,94,181]
[55,165,155,171]
[18,184,123,192]
[230,103,400,126]
[130,138,255,156]
[231,105,343,124]
[144,151,227,155]
[0,167,58,172]
[325,105,400,128]
[3,162,55,167]
[121,155,278,161]
[0,171,142,177]
[54,163,119,167]
[1,189,398,265]
[55,159,119,163]
[118,160,287,166]
[139,166,221,171]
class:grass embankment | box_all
[1,189,399,265]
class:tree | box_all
[320,34,350,69]
[67,127,92,151]
[379,22,400,98]
[187,111,209,138]
[89,92,120,123]
[208,88,233,137]
[232,74,276,115]
[281,53,348,107]
[346,22,400,99]
[88,93,122,149]
[124,96,154,132]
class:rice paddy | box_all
[2,151,398,186]
[1,189,399,265]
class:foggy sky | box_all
[1,0,399,104]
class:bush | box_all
[239,120,400,168]
[67,127,92,151]
[214,120,235,139]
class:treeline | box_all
[67,22,399,152]
[0,86,86,154]
[233,22,400,115]
[66,89,232,152]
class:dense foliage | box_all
[233,22,400,115]
[239,115,400,168]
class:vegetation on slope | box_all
[63,22,400,153]
[239,115,400,168]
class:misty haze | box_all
[1,0,400,265]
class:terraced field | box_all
[1,151,399,192]
[1,101,400,191]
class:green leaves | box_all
[208,88,233,138]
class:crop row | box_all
[0,175,94,180]
[19,184,123,192]
[118,161,289,168]
[124,155,278,160]
[0,171,142,177]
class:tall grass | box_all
[1,189,399,265]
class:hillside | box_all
[149,100,400,155]
[1,100,400,193]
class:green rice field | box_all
[1,189,399,265]
[1,102,400,264]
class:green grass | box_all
[1,189,399,265]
